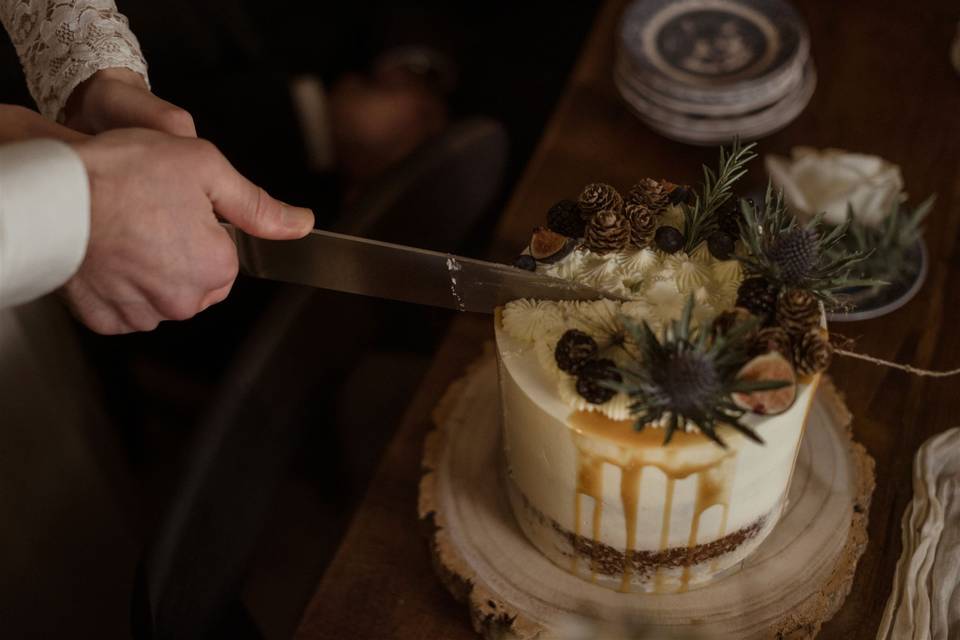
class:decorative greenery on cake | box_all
[504,140,868,446]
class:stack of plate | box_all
[616,0,815,145]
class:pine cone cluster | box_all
[555,330,599,374]
[585,209,630,254]
[626,178,671,213]
[751,326,792,359]
[578,183,622,222]
[777,289,821,336]
[794,329,833,376]
[576,358,621,404]
[624,203,658,248]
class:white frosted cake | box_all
[496,145,840,594]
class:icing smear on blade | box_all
[445,256,466,312]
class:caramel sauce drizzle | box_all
[570,411,738,593]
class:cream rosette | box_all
[765,147,904,228]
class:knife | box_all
[221,223,614,313]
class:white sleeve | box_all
[0,0,149,121]
[0,139,90,309]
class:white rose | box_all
[765,147,904,227]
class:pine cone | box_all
[736,277,781,323]
[546,199,586,238]
[626,178,671,213]
[751,326,792,358]
[576,358,621,404]
[777,289,821,336]
[624,203,658,248]
[584,209,630,254]
[578,183,623,221]
[555,330,599,374]
[794,330,833,376]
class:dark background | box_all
[0,2,598,638]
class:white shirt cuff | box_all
[0,139,90,308]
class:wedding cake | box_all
[495,143,846,593]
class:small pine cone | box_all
[624,203,658,248]
[585,209,630,254]
[751,326,792,358]
[794,330,833,376]
[578,183,623,221]
[777,289,821,336]
[626,178,671,213]
[546,199,586,238]
[576,358,622,404]
[555,330,599,374]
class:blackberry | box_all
[575,358,621,404]
[668,184,693,206]
[768,228,818,285]
[717,201,744,237]
[546,199,586,238]
[513,254,537,271]
[707,231,736,260]
[736,277,780,322]
[654,226,684,254]
[554,330,599,374]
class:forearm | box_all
[0,0,148,121]
[0,104,87,145]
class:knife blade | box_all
[221,223,615,313]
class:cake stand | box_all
[419,348,875,639]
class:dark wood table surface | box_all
[295,1,960,637]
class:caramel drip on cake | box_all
[680,457,737,591]
[570,411,738,593]
[618,466,642,592]
[573,452,604,579]
[654,478,676,592]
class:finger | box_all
[61,279,134,335]
[102,83,197,137]
[202,147,315,239]
[199,281,234,311]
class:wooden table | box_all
[295,1,960,637]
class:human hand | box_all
[65,128,314,334]
[63,68,196,137]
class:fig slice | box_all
[732,351,797,416]
[529,226,575,262]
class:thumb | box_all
[204,148,314,239]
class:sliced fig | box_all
[732,351,797,416]
[529,226,575,262]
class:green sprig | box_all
[682,138,757,253]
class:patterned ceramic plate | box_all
[619,0,809,104]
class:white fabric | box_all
[0,139,89,308]
[877,427,960,640]
[0,0,149,121]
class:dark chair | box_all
[131,118,508,640]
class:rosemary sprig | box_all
[682,138,757,253]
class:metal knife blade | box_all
[221,223,615,313]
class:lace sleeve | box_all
[0,0,149,121]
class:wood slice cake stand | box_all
[419,350,876,640]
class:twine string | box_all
[833,347,960,378]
